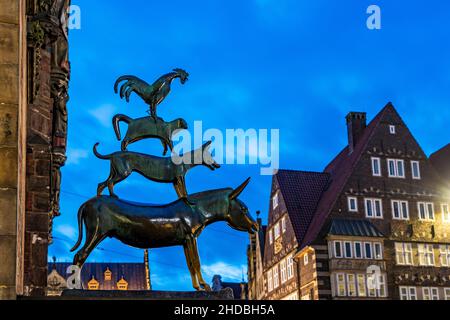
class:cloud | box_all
[66,148,89,165]
[88,104,117,127]
[55,224,78,241]
[201,261,247,282]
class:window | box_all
[272,193,279,209]
[418,244,435,266]
[267,269,273,292]
[273,265,279,289]
[391,200,409,220]
[344,242,353,258]
[280,260,287,284]
[364,242,373,259]
[395,242,413,265]
[104,267,112,281]
[87,276,100,290]
[440,245,450,267]
[336,274,346,296]
[422,287,439,300]
[431,287,439,300]
[371,157,381,176]
[347,274,356,297]
[442,204,450,222]
[269,230,273,244]
[374,242,383,259]
[274,223,281,240]
[400,286,417,300]
[365,198,383,218]
[334,241,343,258]
[411,161,421,179]
[357,274,366,297]
[354,242,363,259]
[387,159,405,178]
[445,288,450,300]
[418,202,435,221]
[304,254,309,266]
[378,274,387,297]
[117,277,128,290]
[281,216,287,233]
[389,125,396,134]
[287,255,294,279]
[348,197,358,212]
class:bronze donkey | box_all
[112,114,188,155]
[94,141,220,200]
[71,178,257,291]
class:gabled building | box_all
[247,213,267,300]
[259,102,450,300]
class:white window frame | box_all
[411,161,421,180]
[418,244,435,266]
[377,274,387,297]
[387,159,405,178]
[389,125,396,134]
[371,157,381,177]
[444,288,450,300]
[365,198,383,219]
[269,230,273,244]
[391,200,409,220]
[374,242,383,260]
[274,222,281,240]
[334,241,343,258]
[280,260,287,284]
[400,286,417,300]
[442,203,450,223]
[273,265,279,289]
[347,196,358,212]
[418,202,435,221]
[281,216,287,233]
[364,242,373,259]
[304,254,309,266]
[272,193,279,209]
[430,287,439,300]
[344,241,353,258]
[287,255,294,279]
[267,269,273,292]
[354,242,363,259]
[395,242,413,266]
[440,245,450,267]
[346,274,357,297]
[357,274,366,297]
[336,273,346,297]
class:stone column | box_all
[0,0,26,300]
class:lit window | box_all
[104,267,112,281]
[400,286,417,300]
[287,255,294,279]
[348,197,358,212]
[364,242,373,259]
[391,200,409,220]
[440,245,450,267]
[418,244,435,266]
[387,159,405,178]
[334,241,343,258]
[269,230,273,244]
[280,260,287,284]
[418,202,435,221]
[422,287,431,300]
[395,242,413,265]
[445,288,450,300]
[117,277,128,290]
[365,198,383,218]
[336,274,346,296]
[281,216,287,233]
[374,242,383,259]
[347,274,356,297]
[87,276,100,290]
[272,193,279,209]
[304,254,309,266]
[344,242,353,258]
[357,274,366,297]
[411,161,421,179]
[354,242,363,259]
[377,274,387,297]
[273,265,279,289]
[442,204,450,222]
[267,269,273,292]
[389,125,396,134]
[371,157,381,176]
[274,223,281,240]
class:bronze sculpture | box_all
[94,141,220,200]
[112,114,188,155]
[114,69,189,119]
[74,70,256,292]
[71,179,257,291]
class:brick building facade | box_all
[252,103,450,300]
[0,0,70,299]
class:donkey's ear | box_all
[203,140,212,149]
[229,178,251,200]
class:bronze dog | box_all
[112,114,188,155]
[94,141,220,200]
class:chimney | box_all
[346,112,367,153]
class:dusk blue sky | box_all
[49,0,450,290]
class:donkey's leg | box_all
[184,239,201,291]
[190,237,211,291]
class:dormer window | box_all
[104,267,112,281]
[117,277,129,290]
[348,197,358,212]
[389,125,396,134]
[272,193,279,209]
[87,276,100,290]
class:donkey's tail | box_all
[93,143,112,160]
[70,205,85,252]
[112,114,132,141]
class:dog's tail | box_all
[93,143,112,160]
[70,204,85,252]
[112,114,132,141]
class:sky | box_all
[49,0,450,290]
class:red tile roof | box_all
[275,169,331,244]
